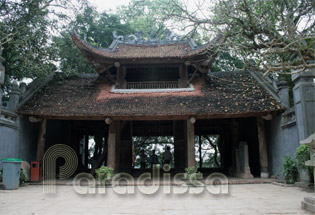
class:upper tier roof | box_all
[72,32,221,72]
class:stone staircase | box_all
[301,196,315,212]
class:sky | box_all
[88,0,131,12]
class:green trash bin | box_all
[2,158,23,190]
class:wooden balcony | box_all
[126,81,179,89]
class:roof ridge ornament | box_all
[113,31,124,41]
[112,29,186,45]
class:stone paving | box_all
[0,183,314,215]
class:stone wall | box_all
[0,112,38,169]
[266,69,314,180]
[0,76,49,169]
[0,111,19,168]
[266,109,299,177]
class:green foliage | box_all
[210,0,315,73]
[195,135,222,168]
[281,156,298,184]
[20,169,26,185]
[133,136,174,168]
[0,0,74,87]
[185,166,202,186]
[95,166,113,185]
[211,52,245,72]
[160,0,315,74]
[295,145,311,170]
[54,5,133,75]
[117,0,179,37]
[295,145,313,179]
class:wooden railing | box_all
[126,81,178,89]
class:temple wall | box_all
[0,122,19,169]
[0,114,38,169]
[266,69,314,180]
[17,116,38,164]
[266,111,299,177]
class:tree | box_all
[164,0,315,75]
[117,0,182,39]
[118,0,245,72]
[133,136,174,168]
[54,5,133,75]
[0,0,81,88]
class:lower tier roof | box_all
[17,72,283,120]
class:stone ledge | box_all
[0,117,18,129]
[281,108,296,128]
[0,109,18,129]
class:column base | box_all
[260,172,269,178]
[236,172,254,179]
[301,195,315,213]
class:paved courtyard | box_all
[0,183,314,215]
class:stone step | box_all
[301,201,315,213]
[304,196,315,205]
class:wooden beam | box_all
[29,116,43,123]
[36,119,47,161]
[23,111,281,121]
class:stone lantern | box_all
[300,133,315,212]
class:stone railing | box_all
[0,109,18,129]
[127,81,179,89]
[281,107,296,128]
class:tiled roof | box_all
[17,72,283,120]
[72,33,215,60]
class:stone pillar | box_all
[0,49,4,115]
[107,120,120,171]
[257,118,269,178]
[292,69,315,140]
[186,118,195,167]
[0,55,4,85]
[0,87,2,115]
[300,133,315,213]
[36,119,47,162]
[8,81,22,111]
[236,141,254,179]
[278,78,290,109]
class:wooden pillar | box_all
[115,62,126,89]
[187,119,196,167]
[173,121,187,172]
[36,119,47,161]
[107,120,120,171]
[199,135,202,168]
[115,121,121,170]
[257,118,269,178]
[178,64,188,88]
